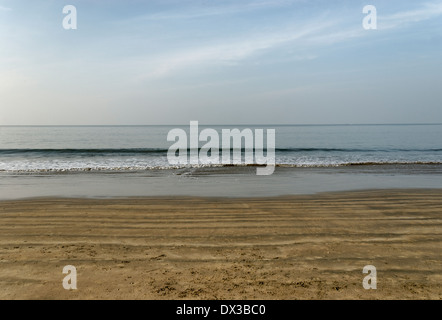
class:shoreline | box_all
[1,189,441,299]
[1,165,442,200]
[1,186,442,201]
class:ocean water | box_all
[0,124,441,199]
[0,124,441,172]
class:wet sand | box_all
[0,189,441,300]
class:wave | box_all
[276,161,442,167]
[276,148,442,152]
[0,148,170,156]
[1,161,441,173]
[1,147,442,156]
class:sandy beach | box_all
[0,189,441,300]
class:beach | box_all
[2,0,442,305]
[1,189,441,300]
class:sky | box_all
[0,0,441,125]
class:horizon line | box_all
[0,123,441,127]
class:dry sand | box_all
[0,189,441,300]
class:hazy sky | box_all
[0,0,441,125]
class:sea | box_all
[1,124,441,199]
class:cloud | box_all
[379,2,442,29]
[306,28,364,47]
[138,21,331,78]
[0,6,12,11]
[129,1,442,79]
[136,0,300,21]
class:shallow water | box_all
[1,124,441,199]
[0,124,441,172]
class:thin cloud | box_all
[306,28,365,47]
[379,2,442,29]
[132,1,442,79]
[134,0,300,21]
[140,21,332,78]
[290,2,442,47]
[0,6,12,11]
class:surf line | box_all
[167,121,275,175]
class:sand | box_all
[0,189,441,300]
